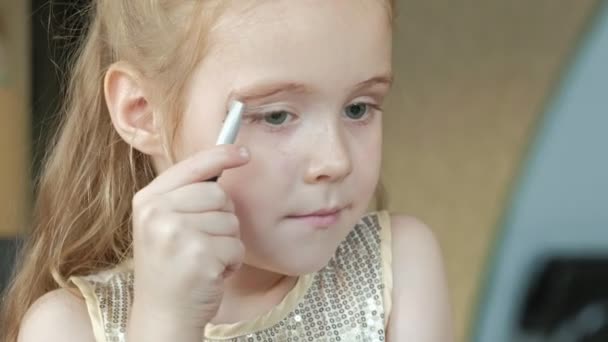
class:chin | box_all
[260,246,340,277]
[277,259,334,277]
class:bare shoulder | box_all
[387,214,447,298]
[388,214,441,253]
[18,288,95,342]
[386,214,454,342]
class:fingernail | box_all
[239,147,250,159]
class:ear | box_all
[104,62,163,156]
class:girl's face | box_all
[173,0,392,275]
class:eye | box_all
[263,111,290,125]
[344,103,369,120]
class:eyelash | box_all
[245,112,295,132]
[245,102,383,131]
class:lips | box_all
[285,205,348,229]
[289,206,344,218]
[289,208,343,218]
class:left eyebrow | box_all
[352,74,394,92]
[228,73,394,105]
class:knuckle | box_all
[226,214,240,235]
[220,144,237,158]
[134,197,164,223]
[225,196,236,211]
[135,205,152,224]
[204,263,224,281]
[154,216,180,243]
[188,164,207,182]
[132,189,147,207]
[135,215,178,253]
[131,192,148,218]
[234,240,246,260]
[208,184,228,207]
[184,237,211,259]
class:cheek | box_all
[349,123,383,202]
[353,122,382,173]
[220,141,296,207]
[233,128,301,179]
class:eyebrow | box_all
[229,82,312,103]
[228,74,393,104]
[353,75,393,92]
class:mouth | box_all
[290,207,343,217]
[286,206,348,228]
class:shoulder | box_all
[387,214,446,300]
[389,214,442,263]
[386,213,454,341]
[18,288,96,342]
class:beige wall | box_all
[383,1,596,340]
[0,2,30,237]
[0,0,598,339]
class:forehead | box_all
[202,0,392,89]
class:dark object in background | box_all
[0,238,20,293]
[472,2,608,341]
[31,0,89,180]
[520,257,608,341]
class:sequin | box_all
[75,213,389,341]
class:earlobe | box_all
[104,62,163,156]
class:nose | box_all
[303,123,353,184]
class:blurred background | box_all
[0,1,602,341]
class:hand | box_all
[127,145,250,341]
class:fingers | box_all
[173,211,240,238]
[164,182,235,213]
[208,236,246,277]
[142,145,249,196]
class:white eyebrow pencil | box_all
[209,100,245,182]
[216,100,245,145]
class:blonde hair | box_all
[0,1,395,341]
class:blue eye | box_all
[344,103,369,120]
[263,111,290,125]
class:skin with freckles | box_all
[176,0,389,287]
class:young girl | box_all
[1,1,452,341]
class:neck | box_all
[210,264,298,324]
[225,263,291,297]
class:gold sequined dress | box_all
[70,211,393,342]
